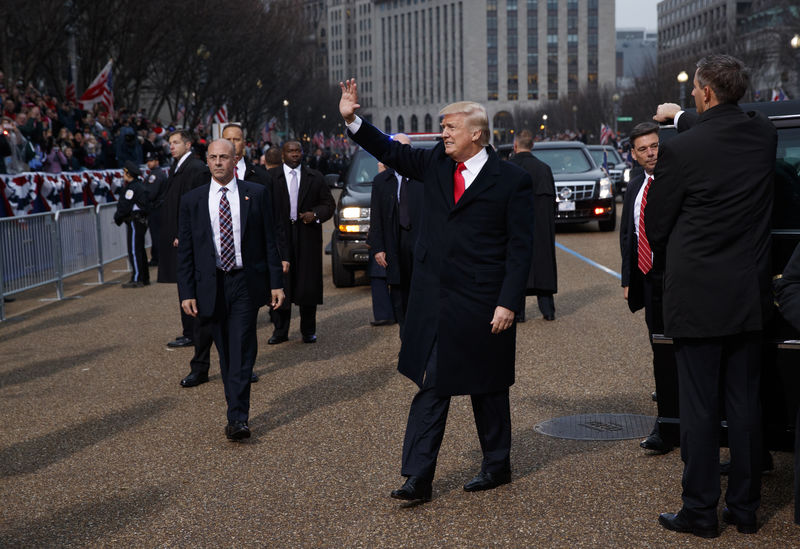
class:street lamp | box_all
[283,99,289,141]
[792,35,800,102]
[572,105,578,131]
[541,114,548,139]
[611,93,620,135]
[677,71,689,107]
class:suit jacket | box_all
[267,164,335,305]
[620,172,647,313]
[349,120,534,396]
[366,169,423,284]
[509,151,557,295]
[645,103,777,338]
[243,159,270,186]
[176,179,283,316]
[157,153,209,283]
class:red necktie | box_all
[453,162,466,203]
[638,176,653,275]
[234,166,239,179]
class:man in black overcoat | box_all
[267,141,335,344]
[339,79,534,504]
[618,121,672,454]
[509,129,557,321]
[367,134,423,329]
[648,55,777,538]
[223,124,271,186]
[177,139,284,440]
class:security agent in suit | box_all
[648,55,777,538]
[267,141,335,344]
[618,122,672,455]
[114,161,151,288]
[367,134,423,329]
[509,130,557,321]
[340,79,534,504]
[177,139,285,440]
[222,123,271,186]
[144,151,168,266]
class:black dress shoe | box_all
[225,421,251,440]
[180,372,209,387]
[121,280,144,288]
[640,433,672,454]
[722,507,758,534]
[370,319,396,326]
[251,373,259,383]
[463,470,511,492]
[167,336,194,348]
[390,476,432,504]
[543,314,555,321]
[658,511,718,539]
[302,334,317,343]
[268,335,288,345]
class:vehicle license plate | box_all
[558,200,575,212]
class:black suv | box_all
[586,144,630,197]
[330,134,439,287]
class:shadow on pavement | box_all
[0,396,174,477]
[0,346,115,390]
[0,305,105,342]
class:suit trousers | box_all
[211,268,259,424]
[536,294,555,317]
[189,315,212,375]
[400,342,511,480]
[271,304,316,338]
[125,219,149,284]
[370,276,396,322]
[674,332,763,525]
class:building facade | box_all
[616,28,657,90]
[325,0,616,142]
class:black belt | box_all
[216,267,244,275]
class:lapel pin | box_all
[245,196,250,200]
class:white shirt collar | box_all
[283,163,300,181]
[211,176,237,194]
[175,150,191,171]
[462,147,489,174]
[235,158,246,178]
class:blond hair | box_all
[438,101,490,146]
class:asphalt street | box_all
[1,207,798,547]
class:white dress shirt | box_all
[174,150,191,172]
[208,177,243,269]
[235,158,246,180]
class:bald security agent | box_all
[177,139,285,440]
[339,79,534,504]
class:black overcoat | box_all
[366,169,423,284]
[267,165,335,305]
[510,151,557,295]
[349,120,534,396]
[157,153,209,283]
[645,104,777,338]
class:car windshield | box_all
[346,150,379,189]
[589,148,622,166]
[773,126,800,230]
[533,148,593,174]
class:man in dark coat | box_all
[509,129,557,321]
[267,141,335,344]
[222,124,270,186]
[177,139,284,440]
[648,54,777,538]
[158,130,211,366]
[339,80,534,504]
[114,161,151,288]
[144,151,168,267]
[367,134,423,329]
[618,121,672,455]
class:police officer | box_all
[144,151,168,266]
[115,160,152,288]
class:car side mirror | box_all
[325,173,343,189]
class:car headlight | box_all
[599,177,613,199]
[623,168,631,183]
[341,207,369,219]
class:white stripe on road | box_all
[555,241,621,280]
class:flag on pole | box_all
[79,60,114,113]
[213,105,228,124]
[600,124,612,145]
[772,88,788,101]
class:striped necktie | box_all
[638,177,653,275]
[219,187,236,271]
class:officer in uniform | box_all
[115,160,152,288]
[144,151,168,266]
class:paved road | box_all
[1,211,797,547]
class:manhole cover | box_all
[534,413,655,441]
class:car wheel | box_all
[331,240,355,287]
[598,206,617,232]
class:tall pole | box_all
[612,94,620,136]
[66,0,78,100]
[283,99,289,141]
[677,71,689,107]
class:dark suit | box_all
[240,159,270,186]
[267,165,335,338]
[509,151,557,318]
[646,104,776,526]
[366,168,423,326]
[177,179,283,424]
[349,119,533,479]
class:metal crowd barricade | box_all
[0,204,140,321]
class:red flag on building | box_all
[79,60,114,113]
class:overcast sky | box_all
[616,0,658,31]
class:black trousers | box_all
[674,332,763,526]
[125,218,149,283]
[536,294,555,317]
[210,268,258,424]
[400,342,511,480]
[370,276,397,323]
[148,208,161,264]
[189,315,213,375]
[271,304,316,338]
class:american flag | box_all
[772,88,788,101]
[213,104,228,124]
[600,124,613,145]
[79,60,114,113]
